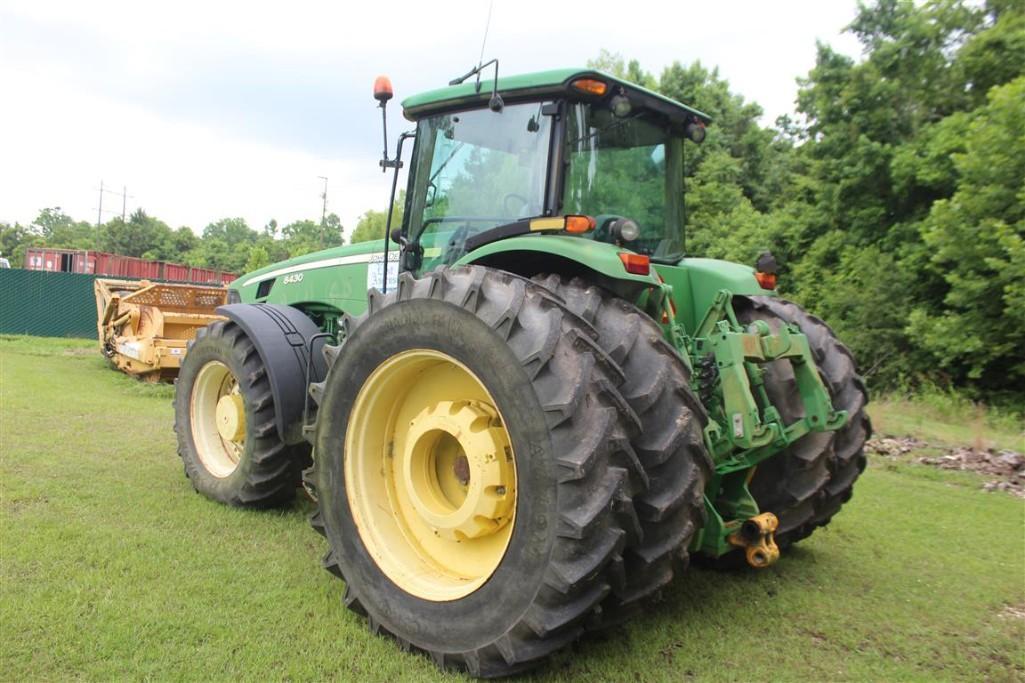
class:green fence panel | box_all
[0,270,100,339]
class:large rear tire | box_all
[173,320,309,507]
[734,296,870,548]
[533,274,711,621]
[306,266,644,677]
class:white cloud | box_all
[0,0,865,235]
[0,59,386,236]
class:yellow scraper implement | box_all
[94,278,228,382]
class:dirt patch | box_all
[918,448,1025,498]
[62,347,97,357]
[998,604,1025,620]
[4,495,51,516]
[866,436,929,456]
[868,437,1025,498]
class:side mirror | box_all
[425,182,438,208]
[685,119,706,144]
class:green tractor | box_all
[174,64,869,677]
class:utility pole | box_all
[122,185,128,222]
[318,176,328,226]
[97,180,104,230]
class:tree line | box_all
[592,0,1022,400]
[0,204,396,276]
[1,0,1021,399]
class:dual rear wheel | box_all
[304,267,711,676]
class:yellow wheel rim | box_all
[190,360,245,478]
[345,349,517,601]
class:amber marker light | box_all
[754,251,778,290]
[570,78,608,96]
[565,215,596,234]
[755,271,777,290]
[373,75,393,103]
[618,253,650,276]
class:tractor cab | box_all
[388,68,710,275]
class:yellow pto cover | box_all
[94,278,228,382]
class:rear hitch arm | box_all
[679,290,848,564]
[727,513,780,568]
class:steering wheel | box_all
[503,193,530,216]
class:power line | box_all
[95,181,135,241]
[95,182,133,220]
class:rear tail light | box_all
[754,272,777,290]
[755,251,778,290]
[618,253,650,276]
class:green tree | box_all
[202,217,256,246]
[588,49,657,90]
[351,193,405,243]
[576,0,1024,394]
[101,209,173,258]
[193,218,258,272]
[280,213,344,257]
[350,210,387,244]
[166,226,199,261]
[31,208,97,249]
[244,244,271,273]
[907,77,1025,390]
[0,222,40,268]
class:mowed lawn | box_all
[2,336,1023,682]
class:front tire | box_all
[173,320,308,507]
[306,267,643,677]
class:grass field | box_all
[2,335,1023,681]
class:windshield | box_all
[406,102,553,272]
[563,103,683,261]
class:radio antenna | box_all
[477,0,494,69]
[448,0,503,111]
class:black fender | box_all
[215,303,327,445]
[466,250,650,303]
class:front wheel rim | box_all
[190,360,245,478]
[344,349,518,602]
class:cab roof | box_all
[401,67,711,125]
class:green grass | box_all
[2,336,1023,681]
[869,389,1024,452]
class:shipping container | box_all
[23,248,236,284]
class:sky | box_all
[0,0,863,238]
